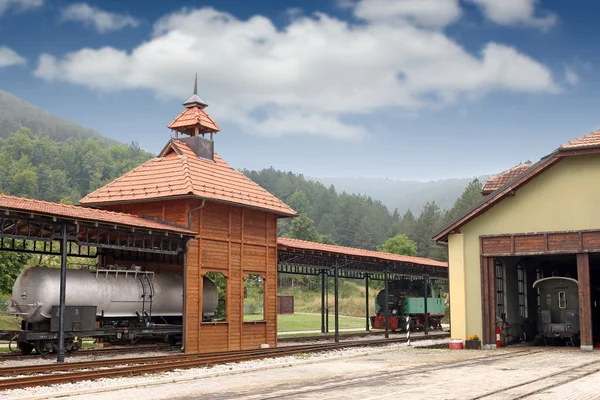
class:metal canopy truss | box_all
[0,214,188,256]
[277,250,448,281]
[0,207,194,364]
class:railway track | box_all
[0,343,177,361]
[0,334,448,390]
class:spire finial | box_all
[183,73,208,109]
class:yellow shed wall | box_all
[447,153,600,340]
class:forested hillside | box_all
[244,168,484,261]
[0,89,110,143]
[0,127,153,204]
[314,175,488,216]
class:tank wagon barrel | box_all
[5,266,218,355]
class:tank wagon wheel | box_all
[67,338,82,353]
[35,339,54,355]
[17,342,34,355]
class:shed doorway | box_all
[493,255,579,347]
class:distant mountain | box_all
[312,176,489,215]
[0,89,112,143]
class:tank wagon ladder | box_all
[137,273,155,324]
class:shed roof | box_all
[560,129,600,149]
[434,128,600,242]
[0,194,194,235]
[80,140,296,217]
[482,163,533,195]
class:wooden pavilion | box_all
[80,77,296,353]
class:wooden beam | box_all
[577,253,593,351]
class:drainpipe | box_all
[182,199,205,353]
[188,199,206,229]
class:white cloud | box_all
[354,0,462,28]
[468,0,557,31]
[0,0,43,16]
[35,3,559,140]
[564,67,580,85]
[0,46,25,67]
[61,3,139,33]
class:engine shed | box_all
[435,129,600,351]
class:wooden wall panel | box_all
[202,239,229,271]
[481,237,511,255]
[548,233,579,252]
[202,202,229,242]
[514,235,545,253]
[241,323,268,348]
[102,196,279,354]
[243,245,267,273]
[482,230,600,256]
[582,232,600,252]
[230,207,242,242]
[199,324,229,352]
[243,209,267,243]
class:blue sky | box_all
[0,0,598,180]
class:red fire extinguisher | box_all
[496,326,501,348]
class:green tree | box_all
[444,178,483,223]
[0,251,31,294]
[287,189,312,215]
[414,202,445,260]
[377,234,417,256]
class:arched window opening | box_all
[244,274,265,321]
[204,272,227,322]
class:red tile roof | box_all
[277,237,447,268]
[168,107,220,134]
[0,194,194,234]
[80,140,296,217]
[560,129,600,149]
[482,163,533,195]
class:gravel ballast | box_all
[1,338,449,400]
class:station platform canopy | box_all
[0,194,195,257]
[277,237,448,281]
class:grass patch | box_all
[277,313,365,332]
[0,315,19,330]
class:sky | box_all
[0,0,598,181]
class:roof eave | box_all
[81,193,297,218]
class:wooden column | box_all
[577,253,593,351]
[480,257,496,346]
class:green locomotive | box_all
[371,279,445,331]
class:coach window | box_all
[243,274,265,322]
[205,272,227,321]
[558,291,567,309]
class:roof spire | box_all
[183,73,208,109]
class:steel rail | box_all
[0,334,447,390]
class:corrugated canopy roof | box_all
[278,237,447,269]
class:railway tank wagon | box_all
[371,279,445,331]
[5,266,218,355]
